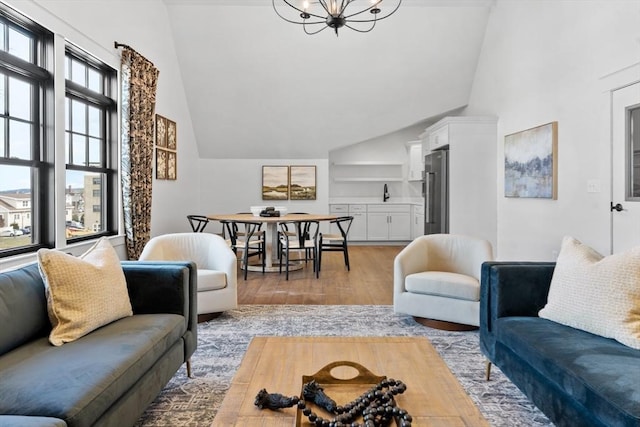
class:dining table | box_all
[207,213,338,272]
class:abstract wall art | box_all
[504,121,558,199]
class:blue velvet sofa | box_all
[0,261,197,427]
[480,261,640,427]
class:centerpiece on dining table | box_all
[250,206,288,217]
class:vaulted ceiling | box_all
[163,0,494,159]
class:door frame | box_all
[602,61,640,253]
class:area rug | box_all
[134,305,553,427]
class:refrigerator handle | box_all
[425,172,434,223]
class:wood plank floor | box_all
[237,245,403,305]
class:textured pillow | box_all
[37,237,133,346]
[539,236,640,349]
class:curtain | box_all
[120,48,159,260]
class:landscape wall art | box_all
[504,121,558,199]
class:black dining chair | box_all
[278,220,319,280]
[222,220,265,280]
[317,216,353,278]
[187,215,210,232]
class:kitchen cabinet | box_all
[366,204,411,241]
[411,204,424,239]
[348,205,367,240]
[329,204,367,241]
[406,141,423,182]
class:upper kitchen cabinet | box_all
[405,141,423,182]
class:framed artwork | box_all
[167,151,177,180]
[504,121,558,199]
[289,165,317,200]
[262,166,289,200]
[155,114,178,180]
[167,119,177,150]
[156,148,167,180]
[156,115,167,148]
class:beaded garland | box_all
[254,378,413,427]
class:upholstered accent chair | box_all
[394,234,493,330]
[139,232,237,321]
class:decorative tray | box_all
[295,360,406,426]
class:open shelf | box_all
[332,161,403,166]
[333,177,404,182]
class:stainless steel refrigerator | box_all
[424,149,449,235]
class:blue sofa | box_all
[480,261,640,427]
[0,261,197,427]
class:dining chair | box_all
[277,220,319,280]
[317,216,353,278]
[187,214,210,232]
[222,220,265,280]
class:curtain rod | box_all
[114,41,155,66]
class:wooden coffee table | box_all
[212,336,489,426]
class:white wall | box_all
[7,0,201,238]
[198,159,329,235]
[466,0,640,260]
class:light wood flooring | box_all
[236,245,403,305]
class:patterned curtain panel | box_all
[120,48,159,260]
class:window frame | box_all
[0,8,54,258]
[64,46,118,244]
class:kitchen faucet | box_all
[383,184,390,202]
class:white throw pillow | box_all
[539,236,640,349]
[38,237,133,346]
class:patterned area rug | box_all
[134,305,553,426]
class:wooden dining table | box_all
[207,213,338,272]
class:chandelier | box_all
[272,0,402,36]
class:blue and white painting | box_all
[504,122,557,199]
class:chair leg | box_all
[485,359,492,381]
[243,251,249,281]
[186,359,193,378]
[343,243,350,271]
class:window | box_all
[65,47,117,243]
[0,3,118,259]
[0,9,53,256]
[630,106,640,198]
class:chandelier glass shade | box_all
[272,0,402,36]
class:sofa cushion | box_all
[539,236,640,349]
[0,263,48,356]
[198,269,227,291]
[37,238,133,346]
[496,316,640,427]
[405,271,479,301]
[0,313,184,427]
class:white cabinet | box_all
[329,204,367,240]
[411,204,424,239]
[406,141,423,181]
[348,205,367,241]
[366,204,411,241]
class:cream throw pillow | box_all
[38,237,133,346]
[539,236,640,349]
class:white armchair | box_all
[394,234,493,329]
[139,233,237,321]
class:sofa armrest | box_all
[479,261,555,361]
[121,261,197,334]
